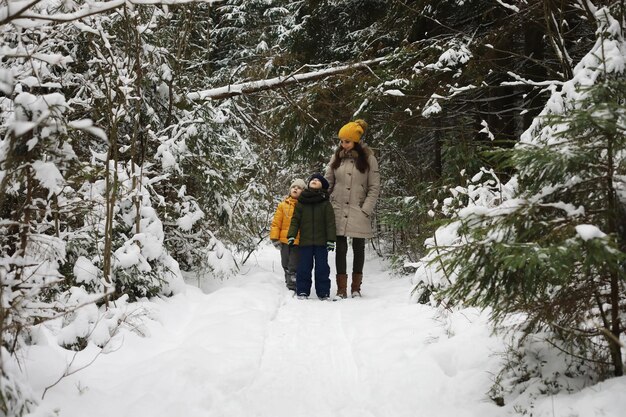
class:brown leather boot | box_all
[336,274,348,299]
[351,273,363,297]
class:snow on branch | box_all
[1,0,219,26]
[502,71,565,87]
[186,57,387,101]
[495,0,519,12]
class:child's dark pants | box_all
[296,245,330,297]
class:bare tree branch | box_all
[186,57,387,101]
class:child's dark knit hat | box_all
[307,173,329,190]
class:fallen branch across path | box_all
[186,57,387,101]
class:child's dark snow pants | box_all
[296,245,330,297]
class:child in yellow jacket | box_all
[270,178,305,291]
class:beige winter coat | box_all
[325,146,380,238]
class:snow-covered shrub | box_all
[488,330,600,410]
[203,231,238,280]
[410,168,517,305]
[0,348,35,417]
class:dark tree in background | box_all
[205,0,603,264]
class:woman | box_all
[325,119,380,298]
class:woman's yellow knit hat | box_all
[337,119,368,143]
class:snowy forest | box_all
[1,0,625,416]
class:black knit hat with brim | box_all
[307,173,329,190]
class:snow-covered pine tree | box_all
[431,6,626,378]
[0,2,111,413]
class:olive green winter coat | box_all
[287,189,336,246]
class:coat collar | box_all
[338,145,372,159]
[284,195,298,205]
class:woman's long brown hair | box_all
[330,142,370,173]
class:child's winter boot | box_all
[285,272,296,291]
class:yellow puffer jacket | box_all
[270,196,300,244]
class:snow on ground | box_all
[22,245,626,417]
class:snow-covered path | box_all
[208,261,449,417]
[25,247,507,417]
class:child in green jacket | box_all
[287,173,336,300]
